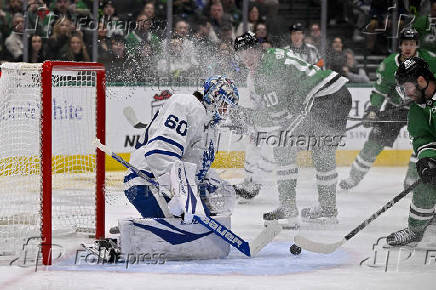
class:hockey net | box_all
[0,61,105,265]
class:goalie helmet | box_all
[203,75,239,124]
[395,57,434,85]
[234,31,259,51]
[399,27,419,45]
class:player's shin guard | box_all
[340,140,384,190]
[408,183,436,233]
[313,147,338,210]
[404,153,419,190]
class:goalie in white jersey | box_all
[123,76,239,220]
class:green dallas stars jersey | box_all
[252,48,348,130]
[408,95,436,160]
[370,49,436,108]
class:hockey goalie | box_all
[86,76,240,261]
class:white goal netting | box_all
[0,62,100,258]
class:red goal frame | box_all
[40,61,106,265]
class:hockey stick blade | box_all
[295,180,421,254]
[250,220,282,256]
[294,235,346,254]
[123,106,148,129]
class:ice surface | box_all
[1,167,435,290]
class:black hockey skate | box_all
[81,238,120,263]
[263,206,299,229]
[300,206,338,224]
[386,228,423,247]
[233,181,261,201]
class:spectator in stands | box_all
[44,17,72,60]
[326,36,346,74]
[2,0,23,36]
[342,48,370,82]
[208,1,234,43]
[101,0,123,37]
[365,0,408,54]
[28,34,45,63]
[254,22,269,44]
[284,22,323,67]
[125,13,160,59]
[413,0,436,53]
[51,0,75,21]
[236,4,260,36]
[105,33,131,82]
[27,0,50,37]
[191,15,217,74]
[308,23,321,50]
[4,13,24,62]
[96,22,111,63]
[142,1,165,36]
[350,0,370,42]
[61,32,90,61]
[222,0,242,29]
[158,19,199,77]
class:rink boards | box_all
[105,85,412,170]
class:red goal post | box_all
[0,61,106,265]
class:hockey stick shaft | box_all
[93,139,281,257]
[347,116,405,123]
[346,122,363,131]
[93,139,158,187]
[294,179,421,254]
[344,179,421,241]
[94,139,171,218]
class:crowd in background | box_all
[0,0,434,83]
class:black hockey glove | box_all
[416,157,436,186]
[362,105,379,128]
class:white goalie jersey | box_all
[125,93,219,188]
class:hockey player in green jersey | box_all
[387,57,436,246]
[340,28,436,191]
[233,32,352,224]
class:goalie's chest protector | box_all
[129,94,219,183]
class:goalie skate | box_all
[263,207,299,230]
[81,238,120,263]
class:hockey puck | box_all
[290,243,301,255]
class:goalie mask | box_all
[203,75,239,125]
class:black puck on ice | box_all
[290,243,301,255]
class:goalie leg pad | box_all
[119,216,231,260]
[124,185,170,218]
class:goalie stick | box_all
[294,179,422,254]
[94,139,282,257]
[123,106,148,129]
